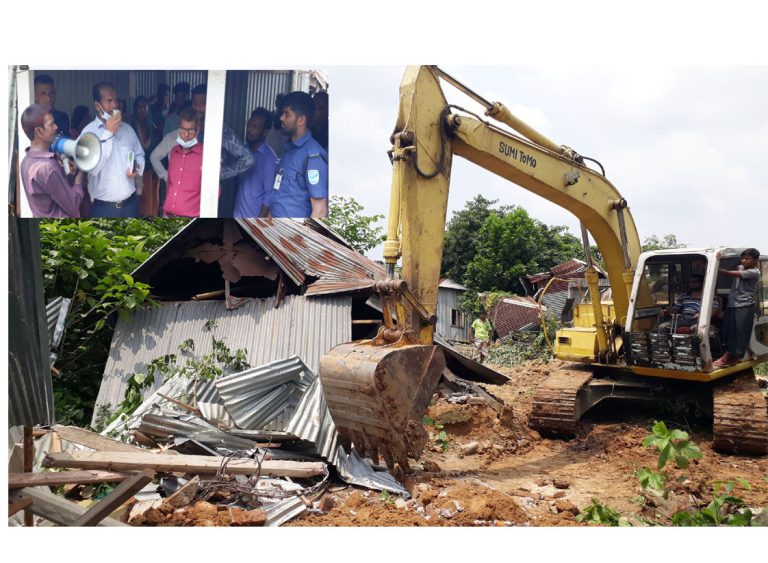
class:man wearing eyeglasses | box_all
[161,108,203,217]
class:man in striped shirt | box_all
[658,274,720,333]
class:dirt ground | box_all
[288,360,768,527]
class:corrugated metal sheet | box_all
[335,446,409,498]
[9,218,55,432]
[36,70,131,125]
[92,295,351,426]
[436,286,469,342]
[46,296,71,352]
[264,496,307,527]
[238,218,386,293]
[215,356,313,430]
[224,70,293,140]
[284,378,338,461]
[489,296,543,337]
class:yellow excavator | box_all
[319,66,768,470]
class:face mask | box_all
[176,135,198,149]
[97,103,119,121]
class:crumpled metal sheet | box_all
[335,446,410,499]
[138,414,260,451]
[215,356,314,430]
[46,296,71,360]
[284,378,338,461]
[263,496,308,527]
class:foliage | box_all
[635,421,754,526]
[99,324,251,431]
[641,234,686,252]
[463,207,583,296]
[40,218,190,426]
[576,499,630,526]
[641,421,702,470]
[423,415,450,451]
[442,195,507,283]
[379,490,396,506]
[671,479,754,526]
[486,329,556,367]
[323,195,386,253]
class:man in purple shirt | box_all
[234,108,278,218]
[19,104,85,218]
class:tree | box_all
[40,218,189,426]
[463,207,583,296]
[442,195,508,282]
[642,234,686,252]
[323,195,386,253]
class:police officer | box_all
[270,91,328,218]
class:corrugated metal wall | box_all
[9,218,55,438]
[36,70,132,124]
[437,288,469,341]
[92,295,351,425]
[225,70,293,139]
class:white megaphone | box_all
[50,132,102,172]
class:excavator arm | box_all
[320,66,642,469]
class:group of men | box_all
[19,74,328,219]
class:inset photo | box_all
[10,68,329,219]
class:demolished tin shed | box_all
[92,219,386,426]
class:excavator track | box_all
[713,371,768,456]
[529,367,594,437]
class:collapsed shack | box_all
[10,218,511,527]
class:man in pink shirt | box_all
[163,107,203,217]
[19,104,85,218]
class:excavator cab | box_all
[625,248,768,375]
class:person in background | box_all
[164,81,191,135]
[234,108,278,218]
[152,83,253,217]
[715,248,762,367]
[265,93,289,158]
[81,81,144,218]
[70,106,92,139]
[131,96,153,153]
[131,96,159,216]
[270,91,328,218]
[470,311,493,364]
[33,74,69,137]
[162,107,203,218]
[149,83,170,147]
[19,104,84,218]
[311,90,328,151]
[657,274,721,334]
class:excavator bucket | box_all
[319,342,446,471]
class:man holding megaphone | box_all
[80,81,145,218]
[19,104,85,218]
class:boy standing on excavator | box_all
[715,248,761,367]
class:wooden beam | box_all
[45,451,326,478]
[73,469,155,527]
[8,497,33,517]
[23,426,34,526]
[8,443,24,474]
[9,488,127,527]
[9,470,133,490]
[52,425,146,453]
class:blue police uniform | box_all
[270,131,328,217]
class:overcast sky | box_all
[329,65,768,260]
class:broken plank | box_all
[52,425,146,453]
[9,488,127,527]
[73,469,155,526]
[8,443,24,474]
[45,451,326,478]
[9,470,132,490]
[8,497,33,517]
